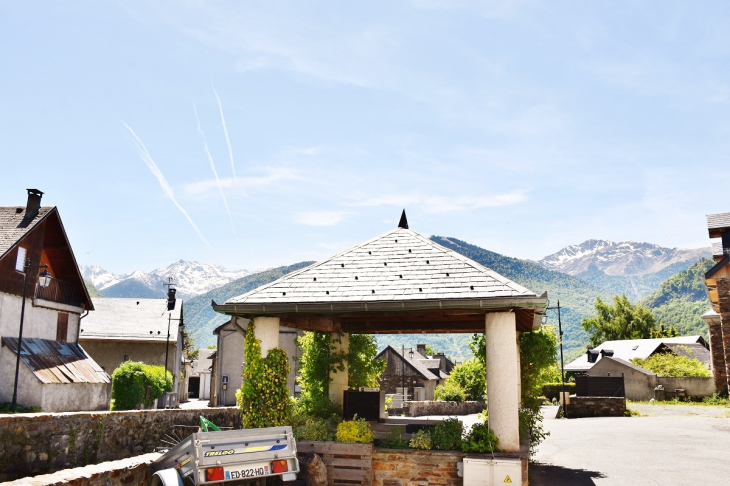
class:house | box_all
[376,344,454,402]
[78,292,184,406]
[703,212,730,394]
[189,348,215,400]
[0,189,109,412]
[564,335,708,375]
[208,319,302,407]
[587,356,715,400]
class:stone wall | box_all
[566,397,626,418]
[372,449,528,486]
[2,452,159,486]
[405,401,487,417]
[0,407,240,482]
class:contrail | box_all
[193,103,238,238]
[212,83,237,179]
[123,122,212,248]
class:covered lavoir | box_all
[213,212,547,451]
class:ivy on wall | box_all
[239,320,291,428]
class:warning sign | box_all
[503,476,512,483]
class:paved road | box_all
[532,406,730,485]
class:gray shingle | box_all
[0,206,54,260]
[708,212,730,230]
[226,227,536,305]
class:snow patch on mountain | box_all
[81,260,251,299]
[538,240,711,276]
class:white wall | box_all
[0,292,81,343]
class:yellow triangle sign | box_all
[503,476,512,483]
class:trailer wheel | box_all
[150,468,184,486]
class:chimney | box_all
[25,189,44,217]
[416,344,427,357]
[167,287,177,311]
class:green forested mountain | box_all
[84,279,104,299]
[639,258,714,338]
[184,262,313,348]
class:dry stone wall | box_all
[405,401,486,417]
[0,407,240,482]
[566,397,626,418]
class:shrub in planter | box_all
[461,422,499,453]
[294,418,335,441]
[377,425,409,449]
[335,416,372,443]
[431,418,463,450]
[434,382,466,402]
[409,429,432,450]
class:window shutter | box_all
[56,313,69,342]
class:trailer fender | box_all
[150,468,184,486]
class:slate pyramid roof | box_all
[225,227,538,306]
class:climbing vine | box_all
[239,320,291,428]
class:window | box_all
[15,247,26,272]
[56,313,68,342]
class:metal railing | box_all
[35,278,84,307]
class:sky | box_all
[2,1,729,274]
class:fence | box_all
[575,375,625,397]
[298,441,373,486]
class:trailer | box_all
[150,423,299,486]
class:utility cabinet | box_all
[463,457,522,486]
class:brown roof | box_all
[662,343,712,368]
[0,206,54,260]
[2,337,110,384]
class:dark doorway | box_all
[188,377,200,398]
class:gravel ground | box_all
[628,402,730,418]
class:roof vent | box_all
[398,209,409,229]
[600,349,614,357]
[326,291,330,295]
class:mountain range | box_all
[81,260,252,299]
[82,239,712,361]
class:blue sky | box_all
[2,1,729,274]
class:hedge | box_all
[541,382,576,401]
[110,361,173,410]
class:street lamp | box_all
[12,261,52,412]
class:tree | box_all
[440,359,485,401]
[182,329,199,360]
[581,295,656,347]
[424,344,435,356]
[632,352,710,377]
[348,334,386,389]
[651,323,679,338]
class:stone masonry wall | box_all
[372,449,528,486]
[2,452,159,486]
[406,401,486,417]
[567,397,625,418]
[707,316,727,393]
[0,407,240,482]
[718,278,730,395]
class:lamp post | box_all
[12,261,52,412]
[407,349,414,402]
[547,301,567,418]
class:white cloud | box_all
[295,211,348,226]
[355,190,528,213]
[184,168,298,195]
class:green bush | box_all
[294,417,335,441]
[377,425,409,449]
[0,402,42,414]
[110,361,172,410]
[430,418,463,450]
[239,321,291,428]
[541,382,576,401]
[335,416,372,443]
[444,359,486,401]
[631,353,711,377]
[461,422,499,453]
[434,382,467,402]
[702,393,730,405]
[409,429,432,450]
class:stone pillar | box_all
[252,316,280,358]
[705,313,728,393]
[718,278,730,394]
[485,312,520,452]
[329,332,349,407]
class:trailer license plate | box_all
[224,463,271,480]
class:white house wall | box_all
[0,292,80,342]
[41,382,110,412]
[0,348,43,407]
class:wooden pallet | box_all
[297,441,373,486]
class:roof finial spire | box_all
[398,209,409,229]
